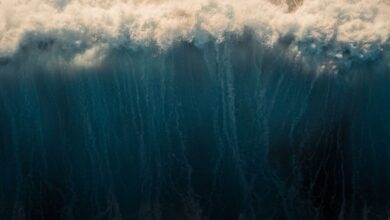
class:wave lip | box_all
[1,0,390,67]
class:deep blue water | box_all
[0,33,389,220]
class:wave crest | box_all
[1,0,389,71]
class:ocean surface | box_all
[0,0,389,219]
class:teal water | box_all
[0,32,389,220]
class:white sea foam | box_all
[0,0,389,69]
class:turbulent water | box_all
[1,0,390,219]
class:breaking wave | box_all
[0,1,390,220]
[1,0,390,72]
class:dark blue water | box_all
[0,32,389,220]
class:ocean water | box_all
[0,1,389,219]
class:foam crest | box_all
[1,0,389,69]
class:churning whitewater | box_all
[1,0,390,70]
[0,0,389,220]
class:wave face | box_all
[1,1,390,220]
